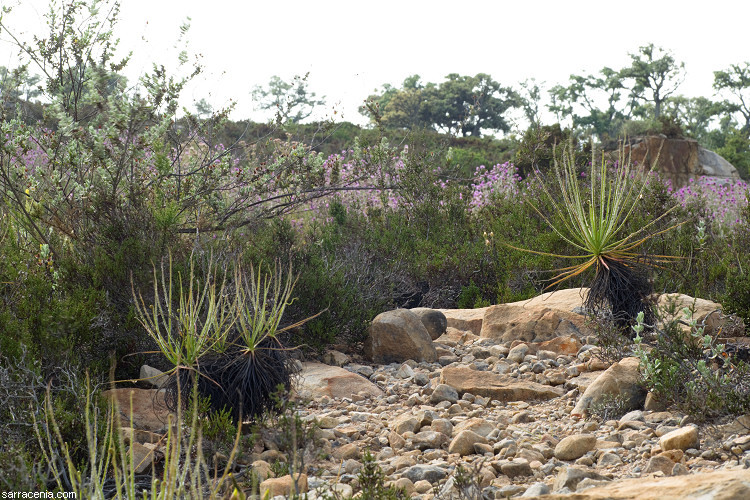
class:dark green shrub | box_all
[633,301,750,421]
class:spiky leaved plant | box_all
[132,253,236,412]
[198,261,308,423]
[511,141,681,329]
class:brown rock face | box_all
[440,366,563,402]
[622,136,740,189]
[364,309,438,364]
[103,388,173,433]
[295,362,383,400]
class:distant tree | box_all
[548,66,635,139]
[517,78,544,127]
[662,96,726,143]
[361,75,434,130]
[622,44,685,119]
[426,73,519,137]
[194,97,213,118]
[251,73,325,124]
[0,65,42,120]
[362,73,519,137]
[713,63,750,132]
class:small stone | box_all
[129,443,154,474]
[413,431,447,451]
[508,344,529,363]
[259,473,308,498]
[333,443,360,461]
[251,460,274,481]
[430,384,459,404]
[554,434,597,461]
[414,480,433,494]
[139,365,168,388]
[659,426,699,452]
[392,477,415,495]
[671,463,689,476]
[414,372,430,386]
[448,430,488,456]
[388,430,406,450]
[512,410,534,423]
[521,482,551,497]
[553,466,609,491]
[597,452,623,467]
[431,418,453,437]
[396,363,415,379]
[403,465,447,483]
[644,455,676,476]
[501,459,533,478]
[392,414,420,435]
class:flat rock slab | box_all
[295,362,383,400]
[440,366,563,402]
[103,388,172,433]
[515,288,588,311]
[527,468,750,499]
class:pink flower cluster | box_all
[673,177,749,229]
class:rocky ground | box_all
[108,289,750,499]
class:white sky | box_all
[1,0,749,129]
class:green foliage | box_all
[713,62,750,131]
[363,73,520,137]
[457,280,490,309]
[357,450,409,500]
[133,254,235,369]
[588,393,633,421]
[549,67,633,140]
[251,73,326,124]
[633,304,750,420]
[623,44,685,119]
[512,123,582,176]
[715,127,750,179]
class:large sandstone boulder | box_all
[364,309,437,364]
[656,293,728,337]
[622,136,740,189]
[440,366,563,402]
[518,288,589,311]
[295,362,383,400]
[531,468,750,499]
[103,388,173,433]
[480,288,590,343]
[571,357,646,417]
[480,305,587,343]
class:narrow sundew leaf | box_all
[511,138,681,291]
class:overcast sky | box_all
[1,0,749,129]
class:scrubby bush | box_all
[633,303,750,420]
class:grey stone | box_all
[430,383,459,404]
[553,466,609,491]
[402,465,447,483]
[410,307,448,340]
[522,482,551,497]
